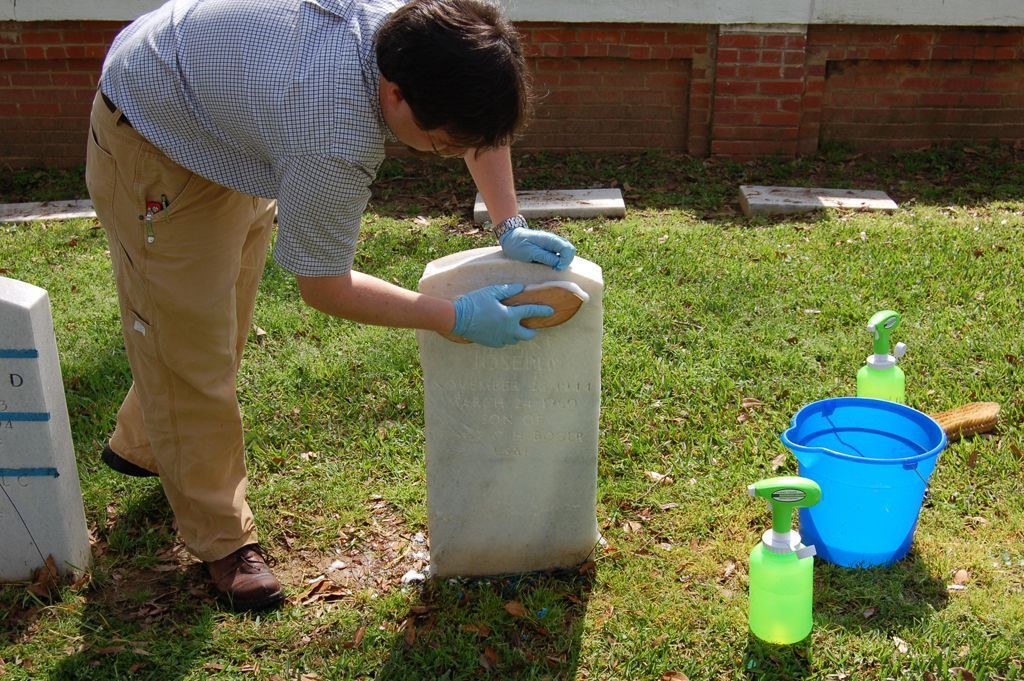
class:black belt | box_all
[101,91,133,128]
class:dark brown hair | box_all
[375,0,533,149]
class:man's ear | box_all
[380,77,405,107]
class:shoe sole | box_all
[216,588,286,613]
[101,446,159,477]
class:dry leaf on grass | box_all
[404,619,417,646]
[645,470,674,485]
[622,520,644,534]
[28,555,59,599]
[461,623,492,637]
[503,600,527,617]
[342,626,366,649]
[479,645,499,671]
[661,673,690,681]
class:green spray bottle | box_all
[856,310,907,403]
[748,476,822,645]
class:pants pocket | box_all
[85,124,116,214]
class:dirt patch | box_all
[281,496,430,609]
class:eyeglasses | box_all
[427,132,467,159]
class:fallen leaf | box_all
[660,502,678,511]
[862,606,877,619]
[342,626,366,649]
[413,215,430,227]
[479,645,499,671]
[503,600,527,617]
[461,623,492,637]
[27,555,60,599]
[952,569,970,585]
[770,453,787,472]
[893,636,909,654]
[404,619,417,646]
[741,397,763,409]
[622,520,643,534]
[950,668,975,681]
[661,673,690,681]
[546,653,568,666]
[645,471,674,485]
[966,451,979,468]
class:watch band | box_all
[493,214,527,242]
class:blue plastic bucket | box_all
[781,397,947,567]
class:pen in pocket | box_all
[143,200,163,243]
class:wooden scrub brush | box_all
[928,402,1000,443]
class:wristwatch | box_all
[493,214,527,242]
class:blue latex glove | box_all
[499,226,576,271]
[452,283,554,348]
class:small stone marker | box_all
[739,185,898,217]
[473,188,625,224]
[0,200,96,224]
[1,277,91,581]
[416,247,603,577]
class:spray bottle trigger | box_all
[795,545,817,560]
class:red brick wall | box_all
[0,21,126,168]
[711,29,808,158]
[516,24,714,155]
[805,27,1024,152]
[1,20,1022,168]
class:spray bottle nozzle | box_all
[749,476,822,554]
[866,310,901,356]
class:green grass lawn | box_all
[1,146,1022,680]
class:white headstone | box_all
[416,247,602,577]
[1,277,91,581]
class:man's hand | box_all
[499,224,576,271]
[451,284,554,347]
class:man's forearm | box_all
[464,145,518,226]
[295,270,455,335]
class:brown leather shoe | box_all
[205,544,284,612]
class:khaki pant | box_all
[85,91,276,562]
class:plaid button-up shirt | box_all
[102,0,405,276]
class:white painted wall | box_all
[3,0,1023,25]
